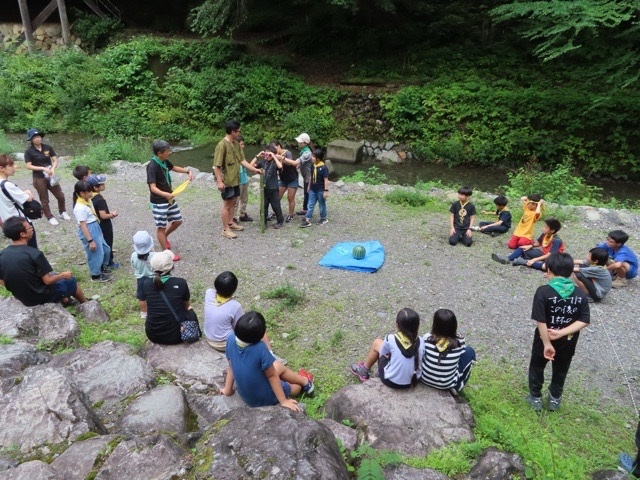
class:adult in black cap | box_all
[24,129,70,226]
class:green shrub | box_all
[0,131,19,155]
[71,137,149,173]
[385,189,433,207]
[71,8,123,52]
[341,166,388,185]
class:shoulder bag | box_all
[159,290,201,343]
[0,180,43,220]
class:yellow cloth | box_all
[172,180,190,196]
[513,208,540,239]
[215,294,232,306]
[76,196,98,221]
[394,331,413,349]
[311,160,325,184]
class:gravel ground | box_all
[5,159,640,415]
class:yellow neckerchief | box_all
[540,233,554,249]
[311,160,325,184]
[497,206,510,214]
[215,294,232,306]
[394,331,413,349]
[458,200,468,220]
[76,195,98,221]
[235,337,250,349]
[435,338,450,353]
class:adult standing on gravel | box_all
[213,119,261,239]
[24,128,70,226]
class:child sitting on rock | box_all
[350,308,425,389]
[221,311,314,412]
[573,247,612,302]
[507,194,544,249]
[492,218,563,271]
[472,195,511,236]
[420,309,476,395]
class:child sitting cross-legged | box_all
[220,311,314,412]
[492,218,563,270]
[573,247,612,302]
[350,308,425,389]
[472,195,511,236]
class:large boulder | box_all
[94,434,186,480]
[327,140,364,164]
[0,460,57,480]
[0,298,37,338]
[383,464,451,480]
[51,435,120,480]
[117,385,187,435]
[323,380,474,456]
[197,406,349,480]
[75,300,109,323]
[142,340,226,388]
[186,392,246,430]
[32,303,79,346]
[0,367,106,451]
[0,341,50,378]
[48,341,155,403]
[467,447,524,479]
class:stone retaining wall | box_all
[0,23,83,53]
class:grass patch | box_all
[385,188,436,207]
[341,166,389,185]
[70,136,149,174]
[261,284,306,309]
[0,334,14,344]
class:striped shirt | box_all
[420,336,467,389]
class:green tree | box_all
[491,1,640,88]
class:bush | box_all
[0,131,19,156]
[71,137,149,173]
[385,189,434,207]
[71,8,123,52]
[341,166,388,185]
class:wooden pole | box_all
[259,173,265,233]
[17,0,34,51]
[56,0,71,46]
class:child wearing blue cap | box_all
[88,174,120,269]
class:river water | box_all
[8,133,637,203]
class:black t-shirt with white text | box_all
[531,284,590,344]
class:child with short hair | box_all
[492,218,563,270]
[573,247,612,302]
[300,148,329,228]
[526,253,590,411]
[350,308,425,388]
[448,186,476,246]
[473,195,511,236]
[507,194,544,249]
[204,271,244,351]
[130,231,155,318]
[420,309,476,395]
[596,230,638,288]
[73,181,111,282]
[220,311,314,412]
[72,165,91,181]
[87,174,119,268]
[251,145,284,229]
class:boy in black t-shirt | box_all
[251,145,284,229]
[448,186,476,246]
[88,174,120,269]
[526,252,590,412]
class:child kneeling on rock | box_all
[350,308,425,389]
[221,311,314,412]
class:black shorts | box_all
[221,186,240,201]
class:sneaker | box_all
[299,368,314,394]
[491,253,508,265]
[300,219,312,228]
[350,362,370,382]
[317,218,329,226]
[273,222,284,229]
[228,223,244,231]
[91,273,111,283]
[60,212,71,220]
[619,452,637,475]
[48,217,59,226]
[547,393,561,411]
[239,213,253,222]
[108,262,121,269]
[470,226,480,232]
[140,312,147,319]
[612,277,629,288]
[267,212,275,221]
[222,229,237,239]
[296,210,307,216]
[512,257,527,266]
[101,265,113,274]
[285,215,293,223]
[172,254,180,262]
[525,394,542,411]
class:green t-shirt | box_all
[213,139,243,187]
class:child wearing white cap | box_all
[131,231,156,318]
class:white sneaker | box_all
[48,217,59,226]
[60,212,71,220]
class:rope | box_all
[590,302,639,417]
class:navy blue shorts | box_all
[136,277,147,300]
[51,277,77,302]
[221,186,240,200]
[281,380,292,397]
[378,354,412,389]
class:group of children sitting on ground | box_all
[448,186,638,302]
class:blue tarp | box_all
[318,241,385,273]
